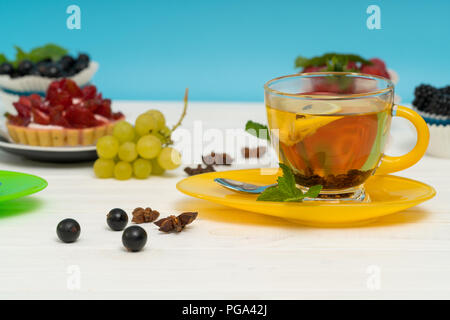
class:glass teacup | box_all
[264,72,429,201]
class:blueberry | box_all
[122,226,147,252]
[0,63,14,75]
[17,60,34,76]
[56,218,81,243]
[36,62,50,76]
[29,68,41,76]
[59,55,75,71]
[77,53,90,63]
[74,60,88,73]
[107,208,128,231]
[46,63,62,78]
[10,71,21,78]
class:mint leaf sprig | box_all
[294,53,372,71]
[257,163,322,202]
[245,120,270,141]
[0,44,68,67]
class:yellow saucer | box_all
[176,169,436,227]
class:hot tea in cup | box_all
[264,73,429,200]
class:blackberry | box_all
[17,60,34,76]
[412,84,437,111]
[426,91,450,116]
[439,85,450,95]
[0,62,14,75]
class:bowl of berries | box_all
[294,53,399,100]
[0,44,98,104]
[412,84,450,158]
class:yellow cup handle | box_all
[375,105,429,175]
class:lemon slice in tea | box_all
[299,101,341,115]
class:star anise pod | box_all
[132,207,160,224]
[154,212,198,233]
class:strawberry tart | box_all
[5,79,124,146]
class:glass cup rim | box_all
[264,72,394,101]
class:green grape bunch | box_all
[93,89,188,180]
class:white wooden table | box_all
[0,101,449,299]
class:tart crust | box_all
[6,117,123,147]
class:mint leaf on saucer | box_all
[245,120,270,141]
[257,163,322,202]
[256,185,286,202]
[304,184,322,198]
[277,163,302,198]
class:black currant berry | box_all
[56,218,81,243]
[122,226,147,252]
[107,208,128,231]
[17,60,34,76]
[0,62,14,75]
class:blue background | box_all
[0,0,449,102]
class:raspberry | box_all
[346,61,358,71]
[360,64,390,79]
[413,84,438,111]
[369,58,387,69]
[303,65,326,73]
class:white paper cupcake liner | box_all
[413,108,450,125]
[427,123,450,158]
[0,61,98,93]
